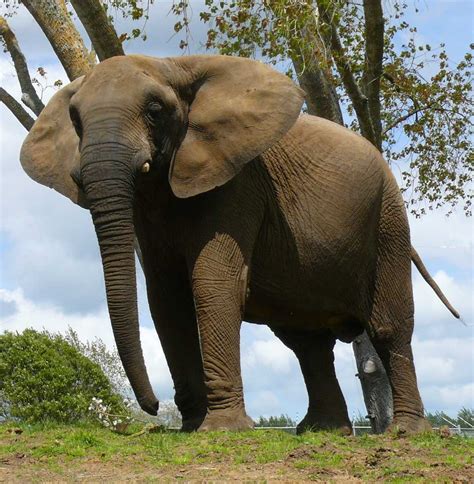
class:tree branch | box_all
[293,57,344,125]
[362,0,384,150]
[0,16,45,116]
[265,1,343,125]
[69,0,124,61]
[382,102,436,135]
[21,0,95,81]
[0,87,35,131]
[316,1,377,145]
[290,19,344,125]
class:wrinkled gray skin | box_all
[21,55,458,434]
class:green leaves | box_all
[0,329,125,423]
[382,19,474,216]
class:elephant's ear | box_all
[169,55,305,198]
[20,76,88,208]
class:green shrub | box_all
[0,328,125,423]
[64,328,131,397]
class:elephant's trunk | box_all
[82,149,158,415]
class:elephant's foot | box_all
[388,413,432,436]
[181,413,206,432]
[296,410,352,436]
[198,408,254,432]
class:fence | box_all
[254,424,474,438]
[351,425,474,437]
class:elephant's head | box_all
[20,55,304,414]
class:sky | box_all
[0,1,472,423]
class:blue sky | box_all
[0,1,472,422]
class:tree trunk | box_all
[69,0,124,61]
[315,0,377,146]
[353,332,393,433]
[292,58,344,124]
[361,0,384,151]
[21,0,95,81]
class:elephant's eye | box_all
[69,106,82,138]
[146,102,162,125]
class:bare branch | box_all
[0,16,44,115]
[69,0,124,61]
[0,87,35,131]
[316,1,377,146]
[21,0,95,81]
[362,0,384,150]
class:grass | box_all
[1,421,473,482]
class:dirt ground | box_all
[1,426,473,482]
[2,443,473,482]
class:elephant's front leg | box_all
[190,233,254,431]
[146,268,207,431]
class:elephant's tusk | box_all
[141,162,150,173]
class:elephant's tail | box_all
[411,246,460,319]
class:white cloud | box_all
[412,269,473,342]
[413,336,473,385]
[243,337,296,375]
[246,390,281,418]
[409,211,473,272]
[423,383,474,414]
[0,288,109,340]
[0,288,174,400]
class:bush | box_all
[0,329,125,423]
[64,328,131,397]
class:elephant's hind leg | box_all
[272,327,351,435]
[367,214,431,434]
[372,333,431,435]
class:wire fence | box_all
[255,423,474,438]
[350,425,474,438]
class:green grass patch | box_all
[1,421,473,481]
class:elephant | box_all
[20,54,459,434]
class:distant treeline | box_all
[256,410,474,429]
[352,408,474,428]
[255,414,296,427]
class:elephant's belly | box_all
[243,282,366,343]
